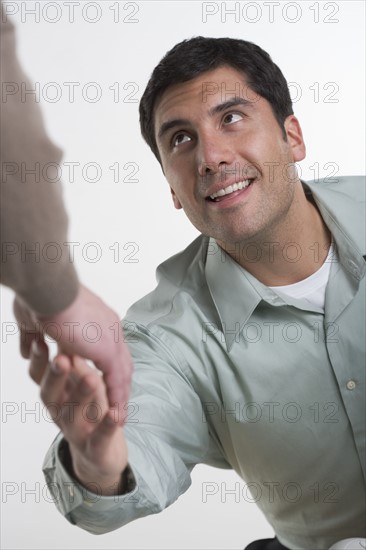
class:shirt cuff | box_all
[42,433,140,534]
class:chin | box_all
[215,226,258,246]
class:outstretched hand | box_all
[29,342,128,495]
[13,284,133,424]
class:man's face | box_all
[154,65,306,247]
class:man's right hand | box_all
[29,343,129,496]
[14,284,133,424]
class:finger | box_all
[96,351,133,425]
[61,355,103,401]
[39,355,72,421]
[20,328,31,359]
[62,370,108,441]
[13,298,37,358]
[64,355,98,392]
[29,340,49,384]
[72,355,100,377]
[20,328,41,359]
[88,408,121,449]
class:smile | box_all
[209,179,254,201]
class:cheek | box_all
[166,163,194,199]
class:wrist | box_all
[73,464,123,496]
[72,454,128,496]
[63,440,128,496]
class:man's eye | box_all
[173,133,191,147]
[223,112,243,125]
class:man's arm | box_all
[36,323,215,535]
[0,2,79,315]
[0,4,132,412]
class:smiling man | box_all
[35,37,365,549]
[153,63,330,286]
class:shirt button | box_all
[346,380,356,390]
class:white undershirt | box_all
[269,241,336,312]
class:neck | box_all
[218,184,332,286]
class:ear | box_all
[284,115,306,162]
[170,187,183,210]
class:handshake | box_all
[14,283,133,497]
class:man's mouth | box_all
[208,179,254,202]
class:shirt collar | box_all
[304,180,366,281]
[204,179,365,351]
[205,237,285,350]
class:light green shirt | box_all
[43,177,366,549]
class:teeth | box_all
[210,179,251,200]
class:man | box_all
[31,37,365,549]
[0,0,132,413]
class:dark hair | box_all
[139,36,294,163]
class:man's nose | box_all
[197,133,235,178]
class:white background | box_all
[1,1,365,548]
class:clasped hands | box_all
[14,284,132,496]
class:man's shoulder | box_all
[305,175,365,255]
[305,175,365,204]
[124,234,210,327]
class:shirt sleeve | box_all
[42,323,214,534]
[0,4,79,315]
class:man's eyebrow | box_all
[157,96,253,141]
[209,96,253,116]
[157,118,190,141]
